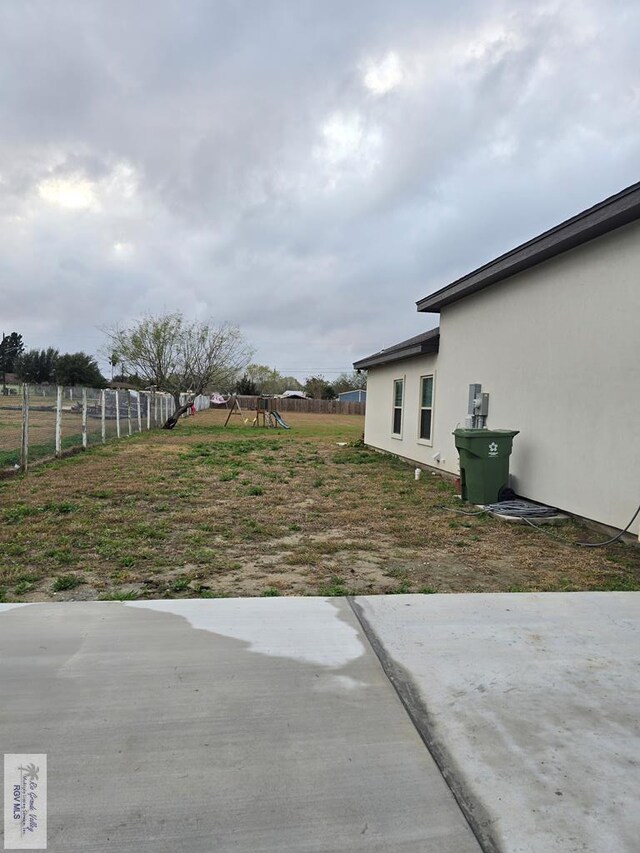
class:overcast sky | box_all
[1,0,639,380]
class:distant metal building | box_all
[338,389,367,403]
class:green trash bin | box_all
[453,429,519,505]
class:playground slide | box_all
[271,411,291,429]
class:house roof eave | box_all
[416,179,640,313]
[353,328,440,370]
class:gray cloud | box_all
[0,0,638,379]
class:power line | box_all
[273,368,355,373]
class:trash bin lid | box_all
[453,429,519,438]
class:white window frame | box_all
[391,377,404,438]
[417,373,435,446]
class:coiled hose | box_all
[440,500,640,548]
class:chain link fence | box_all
[0,385,177,473]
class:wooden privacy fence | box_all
[233,396,366,416]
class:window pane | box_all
[421,376,433,408]
[394,380,403,407]
[420,409,432,440]
[393,407,402,434]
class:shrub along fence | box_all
[0,385,176,474]
[233,396,366,416]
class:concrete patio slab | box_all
[354,592,640,853]
[0,598,480,853]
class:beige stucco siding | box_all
[364,219,640,533]
[363,353,440,467]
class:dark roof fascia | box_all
[416,180,640,313]
[353,328,439,370]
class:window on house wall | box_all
[419,375,434,441]
[392,378,404,435]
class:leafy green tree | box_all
[54,353,107,387]
[332,370,367,395]
[324,384,337,400]
[304,374,336,399]
[235,373,259,395]
[243,364,277,394]
[0,332,24,373]
[243,364,280,395]
[15,348,59,383]
[241,364,305,395]
[280,376,304,392]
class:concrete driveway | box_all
[356,592,640,853]
[0,598,479,853]
[1,593,638,852]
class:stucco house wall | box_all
[363,218,640,534]
[364,353,439,466]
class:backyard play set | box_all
[223,395,291,430]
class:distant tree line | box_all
[234,366,366,399]
[4,313,254,398]
[2,316,366,399]
[2,331,107,388]
[17,348,107,387]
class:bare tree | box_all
[105,313,254,411]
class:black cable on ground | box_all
[437,505,486,516]
[523,502,640,548]
[439,501,640,549]
[518,517,579,548]
[577,502,640,547]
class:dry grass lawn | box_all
[0,409,638,602]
